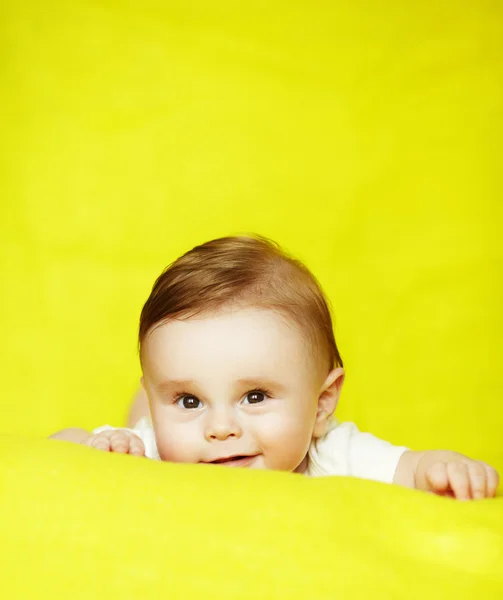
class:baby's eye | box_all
[242,390,267,405]
[176,395,202,409]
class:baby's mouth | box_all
[204,454,258,467]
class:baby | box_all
[51,235,499,499]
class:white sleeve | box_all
[308,420,408,483]
[92,424,137,436]
[92,418,160,460]
[345,422,408,483]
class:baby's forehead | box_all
[146,306,302,342]
[142,307,320,378]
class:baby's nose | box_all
[205,409,242,441]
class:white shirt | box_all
[93,418,408,484]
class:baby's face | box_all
[141,307,325,472]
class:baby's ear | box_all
[312,367,345,438]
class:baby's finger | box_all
[481,463,499,498]
[466,461,487,500]
[446,462,470,500]
[109,432,132,453]
[425,462,450,494]
[86,434,112,452]
[128,437,146,457]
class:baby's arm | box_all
[127,386,150,428]
[50,428,91,444]
[49,428,146,456]
[394,450,499,499]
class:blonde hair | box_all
[139,235,343,374]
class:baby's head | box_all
[139,235,344,473]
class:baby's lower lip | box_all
[205,455,258,468]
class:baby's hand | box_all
[425,457,499,500]
[84,430,146,457]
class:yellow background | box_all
[1,0,502,473]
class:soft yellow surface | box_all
[1,1,502,596]
[1,436,502,599]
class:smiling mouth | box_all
[204,455,258,467]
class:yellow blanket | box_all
[1,436,502,598]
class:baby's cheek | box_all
[155,425,200,463]
[256,413,313,469]
[264,411,312,441]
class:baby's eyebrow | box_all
[235,378,286,393]
[155,378,286,394]
[155,379,196,392]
